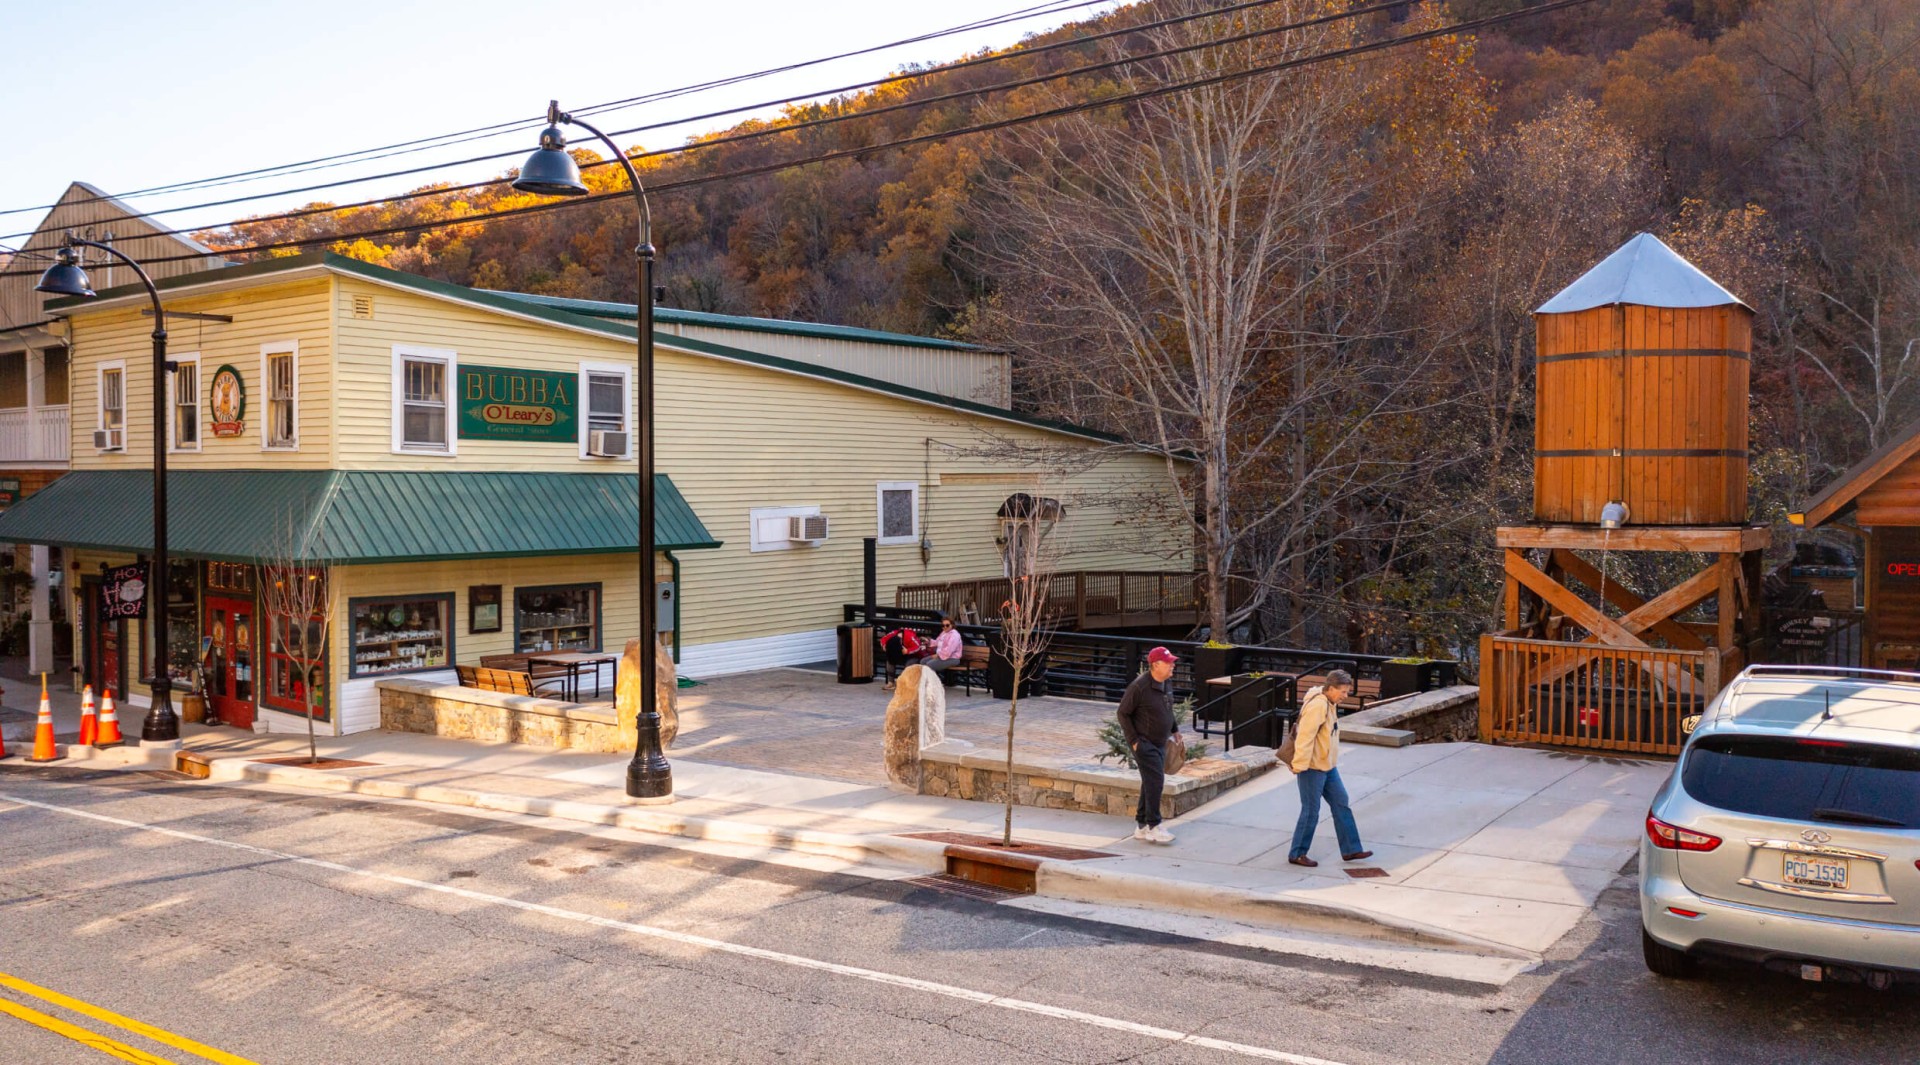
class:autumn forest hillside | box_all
[202,0,1920,653]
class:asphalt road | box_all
[0,766,1912,1065]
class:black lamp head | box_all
[512,103,589,196]
[34,245,94,298]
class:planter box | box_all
[1380,660,1459,699]
[1224,673,1282,749]
[1192,645,1242,684]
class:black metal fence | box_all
[844,605,1424,750]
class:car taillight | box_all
[1646,813,1722,852]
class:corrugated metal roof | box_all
[0,470,720,563]
[1536,233,1748,314]
[480,290,984,352]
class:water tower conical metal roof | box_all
[1536,232,1746,314]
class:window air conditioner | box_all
[93,428,123,451]
[787,514,830,544]
[587,429,629,457]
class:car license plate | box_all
[1783,854,1850,890]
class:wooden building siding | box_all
[0,183,221,335]
[660,321,1011,407]
[1854,451,1920,527]
[62,277,335,470]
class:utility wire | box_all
[0,0,1110,219]
[5,0,1415,245]
[3,0,1593,279]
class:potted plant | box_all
[1192,640,1241,684]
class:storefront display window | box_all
[265,571,328,719]
[349,594,452,677]
[138,558,199,686]
[515,584,600,653]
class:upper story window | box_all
[44,348,68,406]
[264,343,297,449]
[171,356,200,451]
[392,346,455,454]
[580,364,630,459]
[98,362,125,450]
[0,353,26,409]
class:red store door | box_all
[204,595,256,729]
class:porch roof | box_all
[0,470,721,564]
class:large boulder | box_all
[883,664,946,790]
[616,637,680,749]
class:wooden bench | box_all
[456,664,566,699]
[956,644,991,696]
[480,653,571,688]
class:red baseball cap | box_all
[1147,646,1178,666]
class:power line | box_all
[5,0,1411,245]
[4,0,1595,280]
[0,0,1110,219]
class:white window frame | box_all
[391,345,457,455]
[261,340,299,451]
[578,361,632,459]
[168,352,201,453]
[97,359,126,451]
[876,482,920,546]
[749,505,821,554]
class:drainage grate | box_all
[1344,867,1390,879]
[902,874,1024,901]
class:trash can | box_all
[988,644,1045,699]
[836,624,874,684]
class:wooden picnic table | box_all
[526,651,620,702]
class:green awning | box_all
[0,470,721,564]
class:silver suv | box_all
[1640,666,1920,988]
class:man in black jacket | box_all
[1116,646,1182,843]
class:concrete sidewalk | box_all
[20,717,1667,983]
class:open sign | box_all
[1886,561,1920,580]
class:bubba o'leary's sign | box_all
[457,364,577,442]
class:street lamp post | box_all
[36,237,180,745]
[514,100,670,799]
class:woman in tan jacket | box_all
[1287,669,1372,867]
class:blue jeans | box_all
[1291,767,1363,859]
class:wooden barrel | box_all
[1534,303,1752,526]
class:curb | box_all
[216,759,950,873]
[213,757,1534,960]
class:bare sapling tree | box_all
[263,511,336,765]
[997,485,1063,847]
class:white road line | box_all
[3,791,1363,1065]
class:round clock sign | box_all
[210,364,246,437]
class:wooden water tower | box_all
[1480,234,1771,755]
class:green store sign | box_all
[457,364,577,442]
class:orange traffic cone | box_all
[77,685,97,747]
[95,686,124,748]
[26,674,57,763]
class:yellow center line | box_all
[0,971,258,1065]
[0,996,177,1064]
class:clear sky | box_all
[0,0,1114,246]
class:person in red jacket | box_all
[877,627,925,691]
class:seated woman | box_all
[876,626,926,691]
[921,615,965,683]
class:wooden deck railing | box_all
[1479,633,1721,756]
[894,571,1238,630]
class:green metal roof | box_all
[481,290,985,352]
[49,251,1135,449]
[0,470,720,564]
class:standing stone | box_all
[617,637,680,750]
[883,664,925,789]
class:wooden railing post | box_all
[1479,634,1497,743]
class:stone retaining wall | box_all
[918,742,1274,819]
[378,679,628,753]
[1342,686,1479,747]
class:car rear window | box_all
[1681,735,1920,829]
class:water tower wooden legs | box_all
[1483,525,1770,754]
